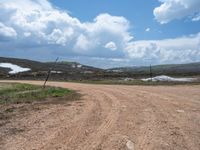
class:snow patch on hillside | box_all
[0,63,31,74]
[77,64,82,68]
[51,71,62,74]
[142,75,196,82]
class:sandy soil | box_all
[0,80,200,150]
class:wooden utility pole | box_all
[143,58,153,81]
[43,57,59,88]
[150,64,153,81]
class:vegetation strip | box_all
[0,83,76,104]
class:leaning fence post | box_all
[43,57,59,88]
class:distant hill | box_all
[108,62,200,77]
[0,57,200,80]
[0,57,103,80]
[0,57,100,72]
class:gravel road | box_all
[1,80,200,150]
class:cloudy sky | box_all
[0,0,200,68]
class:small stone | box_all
[126,140,134,150]
[176,110,184,113]
[85,129,89,136]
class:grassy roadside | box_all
[0,83,79,104]
[0,83,80,128]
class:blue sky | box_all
[0,0,200,68]
[50,0,200,40]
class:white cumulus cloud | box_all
[24,32,31,37]
[154,0,200,24]
[0,22,17,38]
[145,28,150,32]
[0,0,132,58]
[125,33,200,64]
[105,42,117,51]
[74,34,91,52]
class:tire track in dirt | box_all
[105,87,159,150]
[124,87,200,150]
[140,90,198,150]
[40,94,96,150]
[76,89,120,150]
[40,90,103,150]
[37,85,120,150]
[19,83,120,150]
[104,86,200,150]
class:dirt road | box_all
[1,80,200,150]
